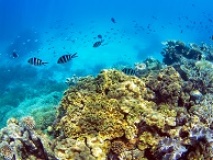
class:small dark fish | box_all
[28,57,48,66]
[97,34,102,39]
[57,52,78,64]
[93,41,102,48]
[111,17,116,23]
[211,35,213,40]
[11,52,19,58]
[122,68,136,75]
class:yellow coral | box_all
[145,112,166,128]
[54,69,172,159]
[56,70,149,140]
[158,104,177,117]
[138,131,159,151]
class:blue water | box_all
[0,0,212,127]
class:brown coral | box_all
[111,140,125,155]
[137,131,159,151]
[0,141,14,160]
[145,66,182,105]
[20,116,36,130]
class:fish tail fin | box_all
[71,52,78,58]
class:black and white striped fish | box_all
[122,67,136,75]
[28,57,48,66]
[57,53,78,64]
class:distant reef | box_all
[1,40,213,160]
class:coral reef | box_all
[55,70,148,149]
[0,116,56,160]
[30,106,57,132]
[155,125,213,159]
[156,137,187,160]
[161,40,202,65]
[145,66,182,105]
[189,93,213,126]
[52,50,213,159]
[0,141,14,160]
[144,57,162,70]
[0,62,65,128]
[53,69,180,159]
[134,62,147,77]
[123,58,162,78]
[3,40,213,159]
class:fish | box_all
[97,34,102,39]
[111,17,116,23]
[122,68,136,75]
[28,57,48,66]
[93,41,102,48]
[57,52,78,64]
[11,52,19,58]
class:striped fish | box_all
[122,67,136,75]
[28,57,48,66]
[57,53,78,64]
